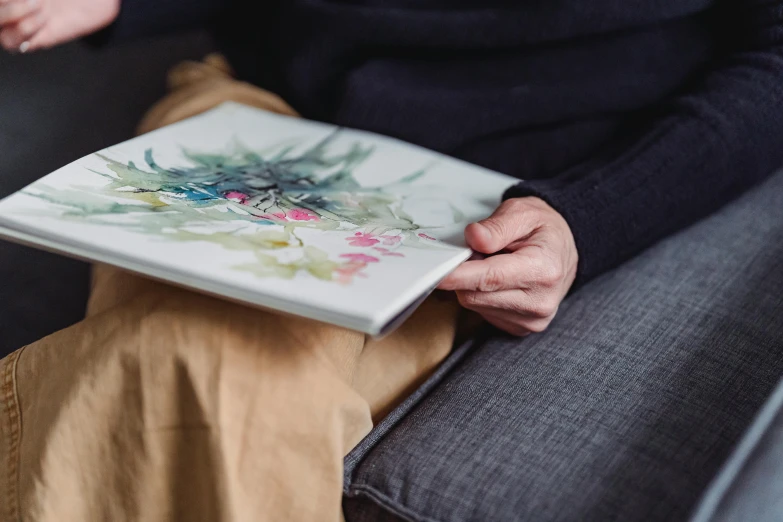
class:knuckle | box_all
[529,298,559,319]
[538,263,563,286]
[457,291,481,309]
[529,306,548,319]
[525,318,552,333]
[477,266,505,292]
[19,19,34,34]
[21,14,42,31]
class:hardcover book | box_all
[0,103,516,335]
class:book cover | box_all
[0,102,516,334]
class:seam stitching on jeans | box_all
[1,347,26,522]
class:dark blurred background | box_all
[0,32,214,356]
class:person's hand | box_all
[438,197,578,336]
[0,0,119,53]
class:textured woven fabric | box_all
[343,168,783,522]
[692,377,783,521]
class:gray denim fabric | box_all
[343,168,783,522]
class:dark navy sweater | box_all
[105,0,783,287]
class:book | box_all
[0,102,517,335]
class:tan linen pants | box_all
[0,55,461,522]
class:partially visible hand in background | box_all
[438,197,578,336]
[0,0,120,53]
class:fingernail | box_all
[18,40,29,53]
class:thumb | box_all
[465,199,535,254]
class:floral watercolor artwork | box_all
[23,132,457,285]
[0,103,518,333]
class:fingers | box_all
[440,254,529,292]
[456,289,559,323]
[471,303,555,336]
[438,248,564,292]
[439,196,576,337]
[465,198,541,254]
[0,0,40,26]
[0,0,45,53]
[483,315,531,337]
[0,9,45,51]
[480,308,552,336]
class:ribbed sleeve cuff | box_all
[503,178,615,290]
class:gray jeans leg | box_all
[344,168,783,522]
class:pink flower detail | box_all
[259,212,288,221]
[346,232,380,247]
[339,253,380,263]
[373,246,405,257]
[224,191,249,204]
[288,208,320,222]
[418,233,437,241]
[380,235,402,245]
[334,262,371,285]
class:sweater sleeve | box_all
[504,0,783,288]
[95,0,226,41]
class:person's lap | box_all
[0,60,462,522]
[3,53,781,521]
[343,167,783,521]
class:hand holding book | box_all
[0,103,520,335]
[438,197,577,336]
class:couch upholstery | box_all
[343,169,783,521]
[0,33,214,355]
[692,374,783,522]
[2,34,782,522]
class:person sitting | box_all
[0,0,781,520]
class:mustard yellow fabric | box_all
[0,55,459,522]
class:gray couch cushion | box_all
[691,376,783,521]
[0,33,214,355]
[343,168,783,522]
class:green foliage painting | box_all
[28,132,454,284]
